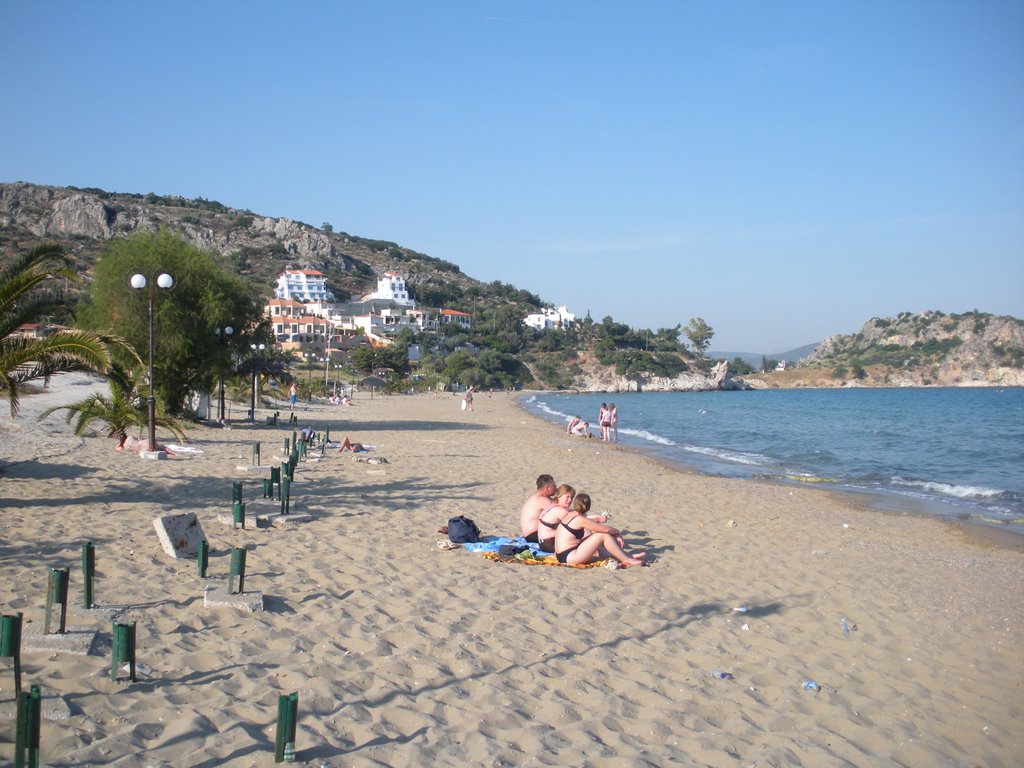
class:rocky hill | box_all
[0,181,476,304]
[3,182,1020,390]
[743,310,1024,388]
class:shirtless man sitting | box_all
[518,474,556,543]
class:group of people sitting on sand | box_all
[518,474,646,567]
[564,415,593,438]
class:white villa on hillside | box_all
[360,271,415,307]
[274,269,334,303]
[524,305,576,331]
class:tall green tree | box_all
[78,230,265,415]
[1,243,132,416]
[683,317,715,357]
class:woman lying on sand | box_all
[554,493,644,567]
[337,436,367,452]
[115,431,177,455]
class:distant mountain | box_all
[709,343,819,369]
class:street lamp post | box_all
[129,271,174,453]
[214,325,234,423]
[249,343,265,423]
[307,354,317,401]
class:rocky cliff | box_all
[0,182,470,300]
[745,310,1024,388]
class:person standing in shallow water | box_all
[609,402,618,442]
[598,402,611,442]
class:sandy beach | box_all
[1,374,1021,767]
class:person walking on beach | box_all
[519,474,557,542]
[288,383,297,412]
[463,386,474,412]
[609,402,618,442]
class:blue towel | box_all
[462,536,547,556]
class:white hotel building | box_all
[274,269,334,303]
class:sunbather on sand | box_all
[537,491,611,553]
[115,431,176,455]
[337,436,366,452]
[535,483,575,553]
[519,474,556,542]
[554,494,644,567]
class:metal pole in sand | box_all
[1,612,23,696]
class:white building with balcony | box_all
[274,269,334,303]
[360,271,415,307]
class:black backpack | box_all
[447,515,481,543]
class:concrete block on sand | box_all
[258,511,312,525]
[153,511,206,559]
[235,464,271,475]
[22,627,98,656]
[203,582,264,612]
[0,693,72,722]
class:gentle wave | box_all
[619,427,676,446]
[890,477,1007,501]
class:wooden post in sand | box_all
[232,501,246,530]
[280,476,291,516]
[1,612,23,696]
[270,466,281,500]
[228,547,247,594]
[274,691,298,762]
[110,620,136,682]
[44,568,69,635]
[81,542,95,609]
[14,683,41,768]
[197,540,209,578]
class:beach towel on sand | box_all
[463,537,612,569]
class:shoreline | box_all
[1,379,1021,765]
[519,387,1024,545]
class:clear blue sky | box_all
[3,1,1022,353]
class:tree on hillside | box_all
[77,230,265,416]
[1,243,134,416]
[683,317,714,357]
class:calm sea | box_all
[521,388,1024,535]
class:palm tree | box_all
[39,362,188,442]
[0,243,131,416]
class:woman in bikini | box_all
[598,402,611,442]
[536,484,575,553]
[553,493,645,567]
